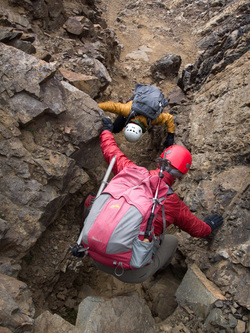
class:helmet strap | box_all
[130,119,146,133]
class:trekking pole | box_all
[144,151,167,240]
[76,155,116,246]
[96,155,117,198]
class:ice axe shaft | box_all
[76,155,116,245]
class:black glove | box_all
[164,133,175,148]
[204,214,223,232]
[101,117,113,133]
[71,245,85,258]
[113,115,127,133]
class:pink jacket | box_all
[100,130,211,237]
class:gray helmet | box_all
[124,123,143,142]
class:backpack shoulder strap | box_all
[124,109,136,127]
[159,185,174,239]
[147,118,153,132]
[126,94,134,103]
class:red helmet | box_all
[160,145,192,174]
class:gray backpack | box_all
[127,84,168,129]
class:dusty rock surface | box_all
[0,0,249,332]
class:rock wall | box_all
[0,0,249,332]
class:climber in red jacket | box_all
[82,118,223,283]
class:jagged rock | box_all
[206,259,250,310]
[150,54,182,81]
[76,293,156,333]
[20,33,36,42]
[6,39,36,54]
[0,274,35,332]
[33,311,82,333]
[29,0,66,31]
[63,16,85,36]
[59,67,100,98]
[0,134,89,256]
[0,257,21,277]
[0,6,32,30]
[0,43,57,99]
[203,307,238,332]
[142,269,180,320]
[235,320,246,333]
[83,57,112,90]
[176,63,193,94]
[155,305,194,333]
[0,42,105,263]
[55,53,112,92]
[167,86,189,106]
[0,218,9,242]
[49,30,120,77]
[77,41,105,61]
[182,51,250,310]
[231,242,250,267]
[0,27,22,42]
[175,264,226,319]
[178,0,250,92]
[197,32,219,50]
[63,16,94,38]
[98,28,121,66]
[8,0,33,12]
[12,76,104,155]
[33,311,81,333]
[51,80,103,145]
[9,92,49,125]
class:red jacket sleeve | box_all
[172,195,212,237]
[154,193,212,237]
[100,130,136,175]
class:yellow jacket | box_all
[98,100,175,133]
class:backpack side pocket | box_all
[130,237,155,268]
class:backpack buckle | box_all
[114,261,124,277]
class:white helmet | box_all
[124,122,143,142]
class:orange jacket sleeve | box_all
[98,101,132,117]
[154,112,175,133]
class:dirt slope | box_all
[98,0,200,101]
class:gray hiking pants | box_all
[92,234,178,284]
